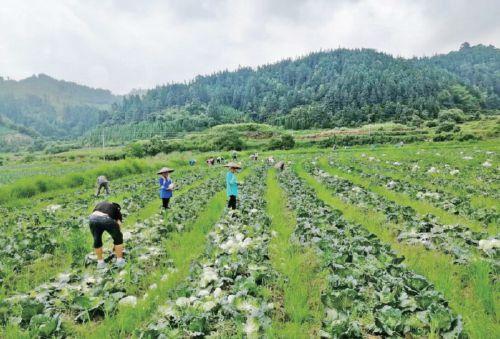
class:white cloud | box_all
[0,0,498,94]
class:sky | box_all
[0,0,498,94]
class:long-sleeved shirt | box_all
[226,171,238,197]
[97,175,108,184]
[159,177,173,198]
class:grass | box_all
[265,168,325,338]
[318,158,496,235]
[0,167,206,298]
[74,191,228,337]
[295,162,499,339]
[71,169,252,338]
[0,158,158,204]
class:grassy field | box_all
[0,138,498,338]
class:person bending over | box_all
[89,201,125,269]
[96,175,110,196]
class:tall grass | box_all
[296,163,499,338]
[0,159,157,204]
[265,168,325,338]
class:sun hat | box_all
[157,167,175,174]
[223,162,242,169]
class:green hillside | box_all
[99,44,498,135]
[0,74,118,138]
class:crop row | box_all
[332,158,498,227]
[349,151,500,198]
[0,168,221,337]
[306,162,498,265]
[349,151,499,201]
[138,166,276,337]
[276,167,464,337]
[0,170,203,291]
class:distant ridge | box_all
[0,74,118,138]
[1,43,499,142]
[99,43,499,132]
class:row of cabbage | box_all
[334,158,498,226]
[307,162,498,265]
[138,166,276,338]
[277,167,464,338]
[351,150,499,200]
[0,168,221,337]
[0,170,202,292]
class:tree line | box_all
[102,43,498,131]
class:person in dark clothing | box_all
[89,201,125,269]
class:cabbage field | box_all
[0,141,498,338]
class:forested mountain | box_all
[101,43,499,131]
[0,74,117,138]
[2,43,499,146]
[424,43,500,108]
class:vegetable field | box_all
[0,141,498,338]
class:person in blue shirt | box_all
[224,162,241,210]
[157,167,175,210]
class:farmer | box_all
[275,161,285,171]
[96,175,110,196]
[158,167,175,210]
[224,162,241,210]
[89,201,125,269]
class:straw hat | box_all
[223,162,242,169]
[157,167,175,174]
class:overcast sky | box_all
[0,0,498,94]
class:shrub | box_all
[126,142,146,158]
[65,174,86,187]
[433,133,454,142]
[23,155,36,163]
[424,120,438,128]
[268,134,295,150]
[436,122,456,133]
[438,108,467,123]
[212,132,245,151]
[457,133,480,141]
